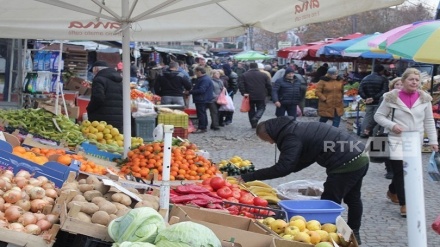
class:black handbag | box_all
[368,108,395,163]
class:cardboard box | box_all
[170,205,275,247]
[64,77,90,95]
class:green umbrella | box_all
[234,50,272,61]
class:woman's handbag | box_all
[216,87,227,105]
[368,108,395,163]
[240,96,250,112]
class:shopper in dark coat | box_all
[358,64,389,137]
[87,61,124,133]
[154,61,192,106]
[190,66,214,133]
[238,116,368,244]
[272,67,306,119]
[238,62,272,128]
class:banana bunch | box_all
[305,89,318,99]
[243,180,281,204]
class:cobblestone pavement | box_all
[187,94,440,247]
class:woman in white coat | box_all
[374,68,438,217]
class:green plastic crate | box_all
[157,113,188,128]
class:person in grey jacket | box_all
[237,116,368,244]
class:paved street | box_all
[187,94,440,247]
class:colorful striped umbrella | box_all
[367,21,435,49]
[343,33,401,59]
[385,20,440,63]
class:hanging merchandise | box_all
[150,51,160,65]
[24,50,33,72]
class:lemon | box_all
[95,132,104,140]
[96,124,106,132]
[91,121,100,127]
[103,128,110,134]
[110,127,120,136]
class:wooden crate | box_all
[56,189,113,242]
[0,224,60,247]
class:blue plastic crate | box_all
[278,200,345,224]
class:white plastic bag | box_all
[153,124,164,142]
[276,180,324,200]
[219,93,235,112]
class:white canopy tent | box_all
[0,0,404,155]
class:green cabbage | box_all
[119,242,156,247]
[108,207,166,245]
[154,221,221,247]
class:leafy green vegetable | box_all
[108,207,166,245]
[119,242,156,247]
[154,222,221,247]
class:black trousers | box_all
[321,164,369,232]
[388,160,405,206]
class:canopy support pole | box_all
[402,131,427,247]
[122,0,131,157]
[159,125,173,222]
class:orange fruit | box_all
[57,155,72,166]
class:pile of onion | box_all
[0,170,59,235]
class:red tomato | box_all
[202,178,212,185]
[217,186,233,199]
[239,192,255,205]
[231,190,241,199]
[253,197,269,207]
[231,184,239,189]
[201,185,214,192]
[240,211,255,218]
[224,180,232,187]
[226,197,239,203]
[210,177,226,190]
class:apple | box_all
[284,225,300,236]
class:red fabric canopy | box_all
[277,33,364,60]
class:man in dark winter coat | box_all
[272,67,306,119]
[87,61,124,133]
[190,66,214,133]
[358,64,389,137]
[311,63,329,83]
[154,61,192,106]
[238,62,272,128]
[238,116,368,244]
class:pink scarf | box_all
[399,90,419,108]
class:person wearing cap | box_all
[315,67,345,128]
[87,61,124,133]
[258,63,272,81]
[271,66,306,119]
[235,116,368,245]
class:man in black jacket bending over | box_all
[238,116,368,244]
[358,64,389,138]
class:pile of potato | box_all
[60,175,160,227]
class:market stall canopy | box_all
[0,0,405,41]
[277,33,364,60]
[378,21,440,64]
[342,33,403,59]
[0,0,405,156]
[233,50,273,61]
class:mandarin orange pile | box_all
[12,146,49,165]
[119,142,218,181]
[14,146,108,175]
